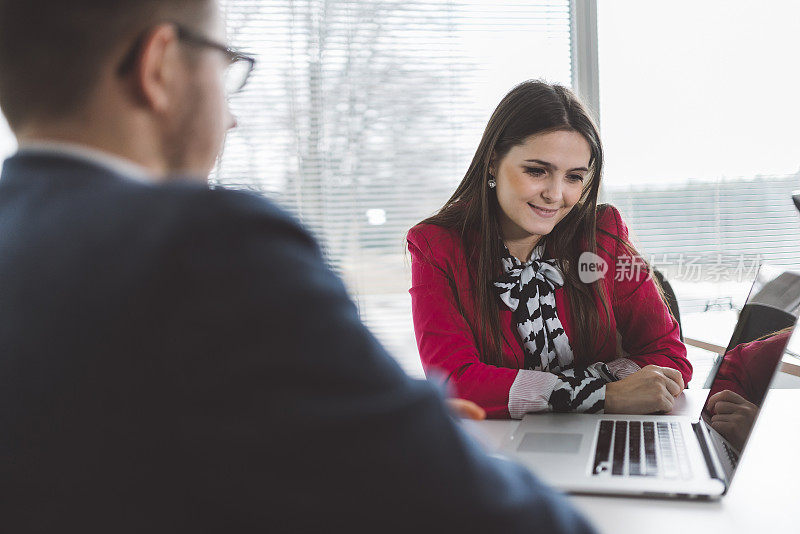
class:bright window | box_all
[598,0,800,382]
[217,0,577,377]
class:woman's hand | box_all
[605,365,685,414]
[446,398,486,420]
[706,389,758,450]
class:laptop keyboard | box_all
[592,420,692,478]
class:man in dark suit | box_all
[0,0,595,532]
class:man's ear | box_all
[131,24,183,114]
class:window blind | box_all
[606,175,800,312]
[215,0,575,377]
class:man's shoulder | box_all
[132,182,316,248]
[3,153,311,245]
[164,184,299,226]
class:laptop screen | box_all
[700,265,800,469]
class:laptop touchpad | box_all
[518,432,582,454]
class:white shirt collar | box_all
[16,140,157,183]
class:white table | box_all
[461,389,798,534]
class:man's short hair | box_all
[0,0,212,130]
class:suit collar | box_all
[14,141,155,183]
[0,151,151,189]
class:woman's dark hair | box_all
[413,79,642,368]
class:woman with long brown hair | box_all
[407,80,691,419]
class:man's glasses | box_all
[118,23,256,95]
[175,25,255,95]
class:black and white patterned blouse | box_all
[494,244,634,416]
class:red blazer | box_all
[709,329,791,405]
[407,204,691,418]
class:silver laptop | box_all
[501,264,800,499]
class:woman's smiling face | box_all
[493,129,591,251]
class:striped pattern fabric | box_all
[495,244,611,413]
[549,362,612,413]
